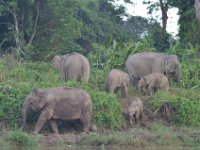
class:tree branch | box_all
[159,0,168,31]
[0,0,15,16]
[28,1,40,46]
[0,0,23,53]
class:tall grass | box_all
[5,130,38,146]
[0,58,124,129]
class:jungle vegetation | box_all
[0,0,200,131]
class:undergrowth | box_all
[0,59,124,130]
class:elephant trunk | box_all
[174,69,182,82]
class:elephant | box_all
[125,52,181,86]
[127,98,143,125]
[52,52,90,82]
[138,73,169,96]
[106,69,130,97]
[22,87,94,134]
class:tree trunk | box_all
[195,0,200,20]
[13,13,22,52]
[28,1,40,46]
[159,0,168,31]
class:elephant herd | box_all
[22,52,181,134]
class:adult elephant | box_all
[22,87,94,134]
[125,52,181,86]
[52,52,90,82]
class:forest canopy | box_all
[1,0,195,60]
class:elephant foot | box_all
[32,132,39,136]
[89,124,97,132]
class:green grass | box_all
[81,122,200,147]
[0,58,124,130]
[4,130,39,146]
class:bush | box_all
[150,89,200,126]
[0,59,124,130]
[5,130,38,146]
[176,59,200,89]
[65,81,124,129]
[0,60,63,128]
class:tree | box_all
[0,0,40,57]
[143,0,172,32]
[195,0,200,20]
[169,0,200,46]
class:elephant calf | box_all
[22,87,93,134]
[125,52,181,86]
[138,73,169,96]
[106,69,130,97]
[127,98,143,125]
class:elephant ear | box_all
[52,55,62,69]
[143,77,150,85]
[32,88,44,98]
[165,55,179,73]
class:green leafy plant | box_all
[150,89,200,127]
[65,81,124,129]
[5,130,38,146]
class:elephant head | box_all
[123,74,130,87]
[165,55,181,82]
[22,89,48,129]
[138,77,148,94]
[122,73,130,97]
[52,55,62,70]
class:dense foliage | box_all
[0,58,124,129]
[0,0,166,60]
[0,0,200,131]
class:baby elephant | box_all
[127,98,143,125]
[106,69,130,97]
[138,73,169,96]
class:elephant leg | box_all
[129,116,133,125]
[123,86,128,97]
[139,112,143,121]
[82,113,91,133]
[134,117,138,125]
[81,107,91,133]
[50,120,59,134]
[109,86,115,94]
[134,115,138,125]
[34,109,53,134]
[148,86,153,96]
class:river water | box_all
[1,145,199,150]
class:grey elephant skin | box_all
[22,87,93,134]
[125,52,181,86]
[127,98,143,125]
[138,73,169,96]
[106,69,130,97]
[52,52,90,82]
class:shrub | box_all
[5,130,38,146]
[0,60,62,128]
[150,89,200,126]
[65,81,124,129]
[0,59,124,130]
[176,59,200,89]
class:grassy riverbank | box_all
[1,121,200,148]
[0,57,200,148]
